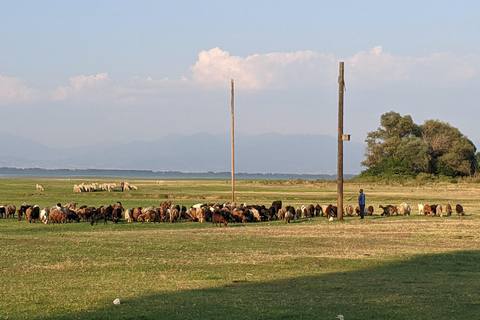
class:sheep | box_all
[455,204,465,216]
[397,203,411,216]
[36,184,44,191]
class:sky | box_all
[1,1,479,152]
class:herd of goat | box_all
[0,200,466,226]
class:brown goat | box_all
[212,213,227,227]
[423,204,433,216]
[6,205,16,218]
[49,209,65,224]
[445,203,452,216]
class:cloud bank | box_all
[0,74,40,105]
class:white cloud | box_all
[0,74,40,105]
[52,73,109,101]
[346,46,480,88]
[190,47,334,90]
[189,46,480,91]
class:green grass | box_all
[1,178,480,319]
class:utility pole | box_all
[231,79,235,205]
[337,62,345,220]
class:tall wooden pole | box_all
[231,79,235,205]
[337,62,345,220]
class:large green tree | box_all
[362,112,477,177]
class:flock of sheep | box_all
[0,198,466,227]
[73,182,138,193]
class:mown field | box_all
[1,178,479,320]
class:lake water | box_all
[0,167,355,180]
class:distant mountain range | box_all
[0,132,366,174]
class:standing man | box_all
[121,181,125,192]
[358,189,365,219]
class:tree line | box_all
[359,111,477,178]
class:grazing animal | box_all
[417,204,424,215]
[315,204,322,217]
[295,207,302,220]
[367,205,374,216]
[445,203,452,216]
[345,204,354,217]
[137,211,152,223]
[325,205,337,218]
[124,209,133,223]
[271,200,282,215]
[284,210,294,223]
[170,205,179,223]
[65,209,80,223]
[455,204,465,216]
[423,204,433,217]
[40,207,50,224]
[36,184,44,191]
[49,209,65,224]
[0,206,5,218]
[6,205,16,218]
[436,205,443,217]
[307,204,315,217]
[397,203,411,216]
[26,205,40,223]
[379,205,396,216]
[211,212,227,227]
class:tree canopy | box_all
[360,111,477,177]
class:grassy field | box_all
[0,178,479,319]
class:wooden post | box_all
[337,62,345,220]
[231,79,235,205]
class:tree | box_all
[362,111,419,168]
[361,112,477,177]
[420,120,477,176]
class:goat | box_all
[212,212,227,227]
[455,204,465,216]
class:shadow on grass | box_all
[38,250,479,320]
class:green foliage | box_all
[362,112,477,178]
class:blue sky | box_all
[1,1,479,152]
